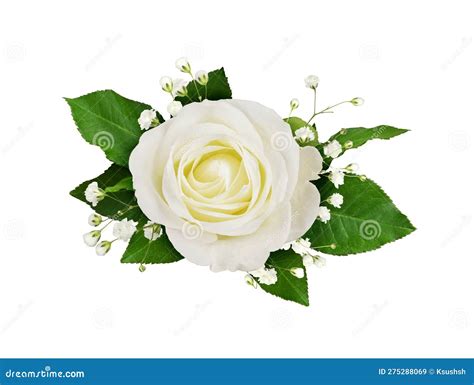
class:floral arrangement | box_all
[67,58,415,306]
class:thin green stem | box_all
[306,100,351,125]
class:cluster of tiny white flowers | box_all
[282,238,326,268]
[85,182,105,207]
[249,267,278,285]
[295,126,315,143]
[138,109,158,131]
[323,140,343,159]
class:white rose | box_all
[129,100,323,272]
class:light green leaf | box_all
[175,68,232,105]
[318,125,408,162]
[121,218,183,265]
[65,90,163,166]
[306,175,415,255]
[284,116,318,145]
[256,249,309,306]
[104,176,133,193]
[70,164,142,221]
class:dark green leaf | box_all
[121,218,183,264]
[70,164,142,221]
[306,175,415,255]
[175,68,232,106]
[317,125,408,164]
[65,90,163,166]
[256,249,309,306]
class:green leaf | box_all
[65,90,163,166]
[284,116,318,145]
[318,125,408,163]
[175,68,232,105]
[256,249,309,306]
[306,175,415,255]
[104,176,133,193]
[121,218,183,265]
[70,164,142,221]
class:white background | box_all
[0,0,473,358]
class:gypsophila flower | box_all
[113,219,137,241]
[172,78,189,97]
[167,101,183,116]
[351,97,364,106]
[88,213,102,227]
[195,70,209,86]
[290,267,305,279]
[83,230,101,247]
[305,75,319,89]
[84,182,105,207]
[175,57,191,73]
[139,264,146,272]
[318,206,331,223]
[250,267,278,285]
[290,98,299,110]
[327,193,344,208]
[143,221,163,241]
[160,76,173,93]
[328,168,345,188]
[96,240,111,256]
[295,126,315,143]
[291,238,318,257]
[324,140,343,158]
[138,109,157,130]
[344,140,353,149]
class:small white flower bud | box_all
[304,75,319,89]
[330,243,337,250]
[314,255,327,268]
[172,78,189,98]
[167,101,183,116]
[302,255,314,268]
[345,163,359,173]
[290,267,305,279]
[351,97,364,106]
[344,140,353,149]
[139,264,146,273]
[245,274,258,288]
[96,240,111,256]
[290,98,299,110]
[83,230,101,247]
[195,70,209,86]
[359,175,367,182]
[88,213,102,227]
[160,76,173,93]
[175,57,191,73]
